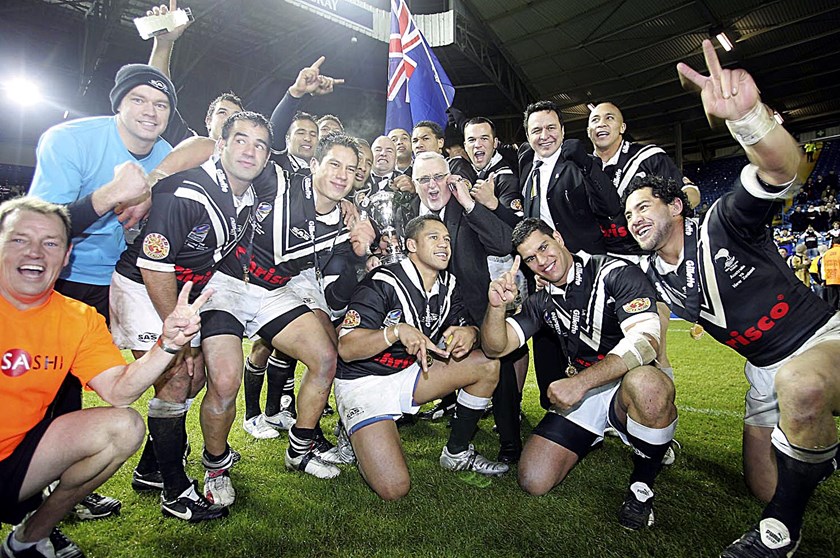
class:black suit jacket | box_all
[518,143,620,254]
[409,196,513,324]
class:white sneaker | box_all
[439,444,509,476]
[242,414,280,439]
[264,410,296,431]
[284,448,340,479]
[203,469,235,507]
[334,421,356,464]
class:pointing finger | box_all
[176,281,193,307]
[332,78,345,86]
[189,287,215,313]
[676,62,705,92]
[310,56,326,70]
[701,39,723,82]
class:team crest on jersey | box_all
[510,199,523,212]
[342,310,361,329]
[384,309,402,326]
[255,202,272,223]
[623,298,652,314]
[187,224,210,246]
[143,233,170,260]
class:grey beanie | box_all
[109,64,177,118]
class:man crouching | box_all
[335,214,508,500]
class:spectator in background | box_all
[809,245,828,299]
[822,236,840,309]
[789,205,807,232]
[787,244,811,287]
[804,141,815,162]
[800,224,821,257]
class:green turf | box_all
[4,322,839,557]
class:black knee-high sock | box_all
[446,393,490,454]
[135,433,158,474]
[243,358,267,420]
[148,416,190,500]
[266,354,295,416]
[493,359,522,448]
[762,432,838,539]
[623,419,674,488]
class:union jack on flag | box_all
[385,0,455,133]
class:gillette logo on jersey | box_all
[2,348,64,378]
[724,295,790,349]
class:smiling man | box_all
[387,128,413,176]
[623,40,839,557]
[587,101,699,254]
[0,197,209,557]
[335,214,507,500]
[109,112,270,521]
[195,133,375,491]
[481,218,677,530]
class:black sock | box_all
[288,426,315,457]
[627,439,669,488]
[135,433,158,474]
[266,354,295,416]
[440,391,457,409]
[762,445,837,539]
[243,358,267,420]
[447,403,484,454]
[148,415,190,500]
[493,360,522,449]
[202,445,233,470]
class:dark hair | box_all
[463,116,496,138]
[220,111,274,146]
[0,196,72,248]
[523,100,564,131]
[355,137,371,151]
[413,120,444,140]
[205,92,243,124]
[512,218,554,250]
[316,114,344,132]
[622,175,690,218]
[405,213,445,241]
[288,111,318,135]
[313,132,360,164]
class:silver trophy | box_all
[357,188,407,265]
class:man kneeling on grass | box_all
[335,214,508,500]
[0,198,212,558]
[481,218,677,529]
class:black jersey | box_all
[640,164,835,367]
[509,253,657,373]
[115,159,254,293]
[598,140,686,255]
[218,163,353,293]
[336,259,471,380]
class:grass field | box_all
[4,321,839,557]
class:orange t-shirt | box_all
[0,291,126,460]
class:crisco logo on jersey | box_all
[234,246,292,286]
[2,348,64,378]
[600,223,629,238]
[175,265,213,287]
[724,294,790,349]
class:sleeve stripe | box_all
[739,164,796,201]
[505,316,527,348]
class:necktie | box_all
[527,160,543,219]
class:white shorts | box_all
[288,268,328,314]
[744,312,840,427]
[109,272,162,350]
[550,366,674,444]
[200,272,308,340]
[109,272,200,351]
[334,364,422,435]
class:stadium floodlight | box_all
[5,77,42,106]
[715,32,733,52]
[586,103,596,111]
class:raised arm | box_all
[677,39,801,186]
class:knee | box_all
[374,477,411,501]
[775,366,829,418]
[307,345,338,380]
[475,355,500,389]
[205,371,242,411]
[518,466,553,496]
[108,408,145,457]
[624,366,676,417]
